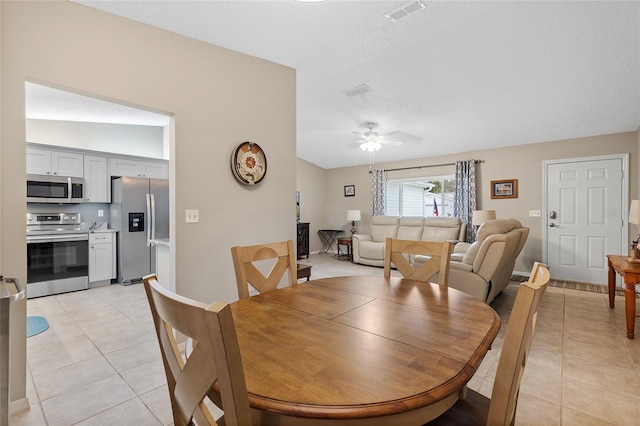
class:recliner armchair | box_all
[414,218,529,304]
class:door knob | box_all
[550,223,556,227]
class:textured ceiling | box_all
[33,1,640,169]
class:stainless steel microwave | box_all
[26,174,84,203]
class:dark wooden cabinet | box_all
[297,222,310,259]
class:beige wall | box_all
[296,158,329,253]
[321,132,638,274]
[2,1,295,406]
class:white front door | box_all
[544,155,628,284]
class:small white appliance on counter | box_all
[26,212,89,298]
[110,177,169,284]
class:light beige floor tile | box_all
[75,397,162,425]
[33,356,116,400]
[78,316,143,340]
[622,334,640,364]
[563,355,640,396]
[563,324,623,347]
[140,385,174,426]
[26,323,88,353]
[121,357,167,395]
[513,392,561,426]
[27,338,102,376]
[92,323,155,354]
[25,368,40,405]
[561,407,620,426]
[562,376,640,424]
[519,365,562,404]
[563,336,633,365]
[9,403,47,426]
[104,338,160,372]
[40,375,136,425]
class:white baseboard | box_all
[10,397,30,415]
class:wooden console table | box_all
[607,254,640,339]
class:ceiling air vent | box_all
[343,84,373,98]
[384,0,426,23]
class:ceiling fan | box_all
[347,122,420,152]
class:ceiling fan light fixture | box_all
[360,141,381,152]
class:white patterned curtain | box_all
[370,169,387,216]
[454,160,477,242]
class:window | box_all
[386,175,455,217]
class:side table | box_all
[607,254,640,339]
[297,263,312,282]
[336,237,352,261]
[318,229,343,255]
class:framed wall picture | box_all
[491,179,518,199]
[344,185,355,197]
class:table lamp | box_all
[472,210,496,227]
[629,200,640,261]
[346,210,361,236]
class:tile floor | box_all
[11,253,640,425]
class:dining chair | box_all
[143,274,253,426]
[384,238,453,285]
[425,262,550,426]
[231,239,297,299]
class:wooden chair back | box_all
[143,274,252,426]
[231,240,297,299]
[486,261,550,425]
[426,262,550,426]
[383,238,452,286]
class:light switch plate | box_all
[529,210,541,217]
[186,209,199,223]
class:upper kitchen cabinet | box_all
[27,147,84,177]
[84,155,109,203]
[109,158,168,179]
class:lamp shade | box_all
[472,210,496,226]
[630,200,640,225]
[346,210,361,221]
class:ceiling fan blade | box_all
[380,131,421,143]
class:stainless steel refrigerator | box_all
[110,177,169,284]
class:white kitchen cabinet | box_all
[109,157,168,179]
[26,147,84,177]
[89,232,115,285]
[83,155,110,203]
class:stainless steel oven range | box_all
[26,213,88,298]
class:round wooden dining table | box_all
[229,275,501,425]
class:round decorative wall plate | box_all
[231,141,267,185]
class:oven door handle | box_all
[27,234,88,244]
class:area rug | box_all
[511,275,638,298]
[26,316,49,338]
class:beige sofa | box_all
[415,218,529,304]
[352,216,466,267]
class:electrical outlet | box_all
[529,210,541,217]
[185,209,199,223]
[98,209,104,217]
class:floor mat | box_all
[511,275,639,297]
[27,316,49,338]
